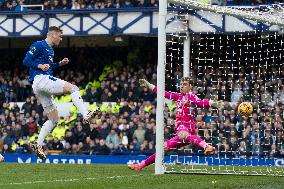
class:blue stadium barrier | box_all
[2,154,284,166]
[2,154,146,164]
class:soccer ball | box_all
[237,102,253,117]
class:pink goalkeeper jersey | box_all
[153,86,211,124]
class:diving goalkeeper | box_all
[128,77,223,170]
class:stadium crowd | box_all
[0,0,283,11]
[0,37,284,159]
[0,0,159,11]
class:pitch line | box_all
[0,174,142,186]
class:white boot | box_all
[0,154,4,162]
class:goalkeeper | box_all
[128,77,223,170]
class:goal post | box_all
[183,36,190,78]
[155,0,167,175]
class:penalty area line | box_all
[0,174,142,186]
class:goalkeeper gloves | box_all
[210,100,224,109]
[139,79,155,90]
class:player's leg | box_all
[62,81,95,123]
[39,75,95,123]
[36,108,59,145]
[128,136,186,170]
[32,94,58,160]
[185,135,215,153]
[181,128,215,154]
[32,77,60,160]
[31,77,59,160]
[128,124,193,170]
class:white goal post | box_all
[155,0,167,175]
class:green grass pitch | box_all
[0,163,283,189]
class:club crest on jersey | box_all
[49,56,53,62]
[29,47,36,55]
[182,96,188,103]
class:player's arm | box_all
[23,42,43,69]
[58,57,69,66]
[139,79,180,101]
[189,94,210,107]
[50,58,69,71]
[190,94,223,108]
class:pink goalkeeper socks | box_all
[141,136,182,168]
[143,153,156,167]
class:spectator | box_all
[89,123,100,140]
[25,117,37,137]
[0,0,4,8]
[149,0,157,6]
[49,137,64,150]
[85,86,100,103]
[269,144,281,158]
[14,0,25,11]
[61,0,69,9]
[105,0,112,8]
[133,123,145,144]
[137,0,148,7]
[98,122,110,139]
[51,0,62,9]
[0,90,5,105]
[74,124,87,144]
[94,139,110,155]
[113,0,120,8]
[65,130,75,145]
[2,129,12,146]
[2,1,14,11]
[230,85,243,103]
[63,142,73,154]
[261,88,272,106]
[238,140,248,158]
[43,0,51,9]
[71,0,80,9]
[105,129,120,149]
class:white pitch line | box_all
[0,175,142,186]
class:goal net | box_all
[158,2,284,176]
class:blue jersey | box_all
[23,40,59,82]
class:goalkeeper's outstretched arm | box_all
[139,79,180,101]
[139,79,155,90]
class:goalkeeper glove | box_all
[210,100,224,109]
[139,79,155,90]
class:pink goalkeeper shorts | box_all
[175,121,196,135]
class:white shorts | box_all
[32,74,67,113]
